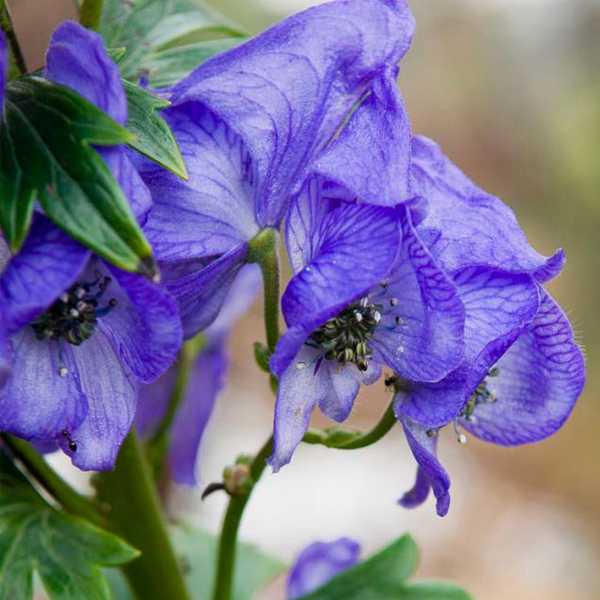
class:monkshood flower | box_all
[393,136,586,516]
[134,0,416,338]
[0,23,182,470]
[287,537,361,599]
[268,181,465,470]
[136,265,260,485]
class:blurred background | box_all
[9,0,600,598]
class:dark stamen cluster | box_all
[309,300,382,371]
[30,271,117,346]
[461,366,499,422]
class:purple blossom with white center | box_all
[133,0,416,339]
[268,175,465,471]
[393,136,586,516]
[136,265,260,485]
[287,537,361,599]
[0,23,182,470]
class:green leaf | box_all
[297,534,419,600]
[0,450,138,600]
[398,581,473,600]
[0,77,157,278]
[99,0,245,82]
[143,38,248,88]
[123,80,188,179]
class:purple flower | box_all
[136,266,260,485]
[394,137,585,516]
[287,538,361,599]
[268,174,465,470]
[134,0,415,338]
[0,23,182,470]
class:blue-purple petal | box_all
[395,407,451,517]
[287,537,361,599]
[0,216,90,334]
[165,242,249,338]
[463,289,585,445]
[139,105,259,261]
[170,0,415,227]
[411,136,562,278]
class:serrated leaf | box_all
[144,38,248,88]
[0,450,138,600]
[124,80,188,179]
[100,0,245,82]
[0,77,157,278]
[297,534,419,600]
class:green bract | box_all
[0,76,156,278]
[0,450,137,600]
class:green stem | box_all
[79,0,104,31]
[211,436,273,600]
[0,0,27,74]
[146,335,206,476]
[212,233,281,600]
[303,400,397,449]
[1,433,104,525]
[94,431,191,600]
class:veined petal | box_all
[165,242,249,338]
[282,203,400,329]
[168,343,227,485]
[463,290,585,445]
[170,0,415,227]
[0,216,90,334]
[399,268,539,426]
[412,136,562,279]
[140,106,259,261]
[68,332,137,470]
[45,21,127,125]
[395,404,451,517]
[0,317,9,388]
[314,73,411,206]
[100,266,182,383]
[113,150,153,224]
[269,346,329,472]
[0,329,87,441]
[370,209,464,382]
[287,538,361,600]
[0,32,6,115]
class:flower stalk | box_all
[79,0,104,32]
[93,431,191,600]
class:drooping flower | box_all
[268,176,465,470]
[134,0,416,338]
[393,136,586,516]
[0,23,182,470]
[287,537,361,600]
[136,265,260,485]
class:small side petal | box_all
[463,290,585,445]
[395,402,451,517]
[0,330,87,441]
[165,242,249,339]
[0,217,90,334]
[287,537,361,600]
[100,266,182,383]
[269,346,329,471]
[68,332,137,470]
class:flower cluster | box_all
[0,0,585,518]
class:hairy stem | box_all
[212,234,280,600]
[0,0,27,74]
[303,400,397,449]
[94,431,191,600]
[1,434,104,525]
[79,0,104,31]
